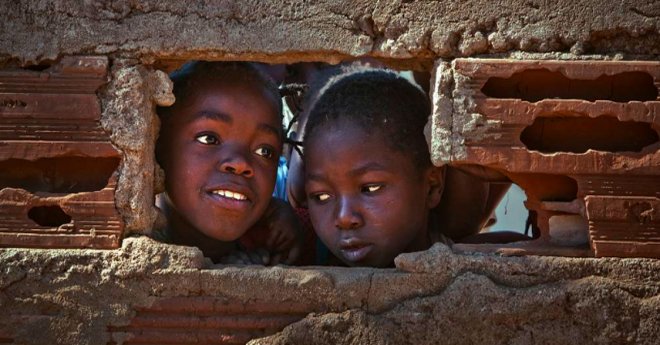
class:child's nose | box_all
[335,196,364,230]
[218,147,254,177]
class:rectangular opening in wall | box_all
[480,69,658,102]
[0,157,120,194]
[27,205,72,227]
[154,59,437,268]
[520,116,659,153]
[458,183,537,244]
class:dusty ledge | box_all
[1,238,658,344]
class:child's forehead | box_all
[310,123,388,157]
[179,79,280,119]
[307,120,420,170]
[187,77,271,101]
[313,119,373,141]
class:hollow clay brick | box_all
[0,56,123,249]
[585,195,660,258]
[437,59,660,258]
[448,59,660,175]
[108,297,315,345]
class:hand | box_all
[218,248,272,265]
[262,198,304,265]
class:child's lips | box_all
[205,185,253,210]
[210,189,248,201]
[338,238,373,263]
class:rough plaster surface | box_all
[428,60,453,164]
[1,0,658,65]
[100,59,174,235]
[1,239,658,344]
[1,1,659,343]
[0,237,205,344]
[253,244,660,345]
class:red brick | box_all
[448,59,660,258]
[108,297,316,345]
[585,195,660,258]
[0,56,123,249]
[452,59,659,175]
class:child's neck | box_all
[405,227,433,254]
[427,210,448,244]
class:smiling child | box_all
[155,61,302,264]
[302,68,446,268]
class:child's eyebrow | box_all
[257,123,283,141]
[348,162,388,177]
[193,110,281,141]
[305,172,326,182]
[193,110,232,124]
[306,162,388,182]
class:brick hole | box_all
[481,69,658,102]
[487,184,529,234]
[0,157,120,193]
[27,205,72,227]
[520,116,659,153]
[509,172,578,202]
[24,63,52,72]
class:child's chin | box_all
[200,223,248,242]
[340,255,394,268]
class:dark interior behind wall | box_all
[520,116,659,153]
[0,157,120,194]
[27,205,72,227]
[481,69,658,102]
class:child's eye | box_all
[311,193,331,203]
[254,146,274,158]
[362,184,383,194]
[195,133,220,145]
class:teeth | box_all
[212,189,247,201]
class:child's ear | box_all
[425,166,445,209]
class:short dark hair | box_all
[303,68,432,170]
[157,61,282,122]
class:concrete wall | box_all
[0,1,659,344]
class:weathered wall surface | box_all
[1,0,658,66]
[255,244,660,345]
[100,59,174,234]
[1,239,658,344]
[0,1,659,344]
[429,58,660,258]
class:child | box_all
[302,68,446,268]
[155,61,302,265]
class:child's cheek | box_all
[310,205,335,241]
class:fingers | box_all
[218,249,269,265]
[255,248,271,265]
[218,253,245,265]
[284,245,301,265]
[266,225,285,249]
[270,253,283,265]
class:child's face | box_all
[160,79,282,241]
[304,122,441,267]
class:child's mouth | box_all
[206,188,252,210]
[210,189,248,201]
[339,239,373,263]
